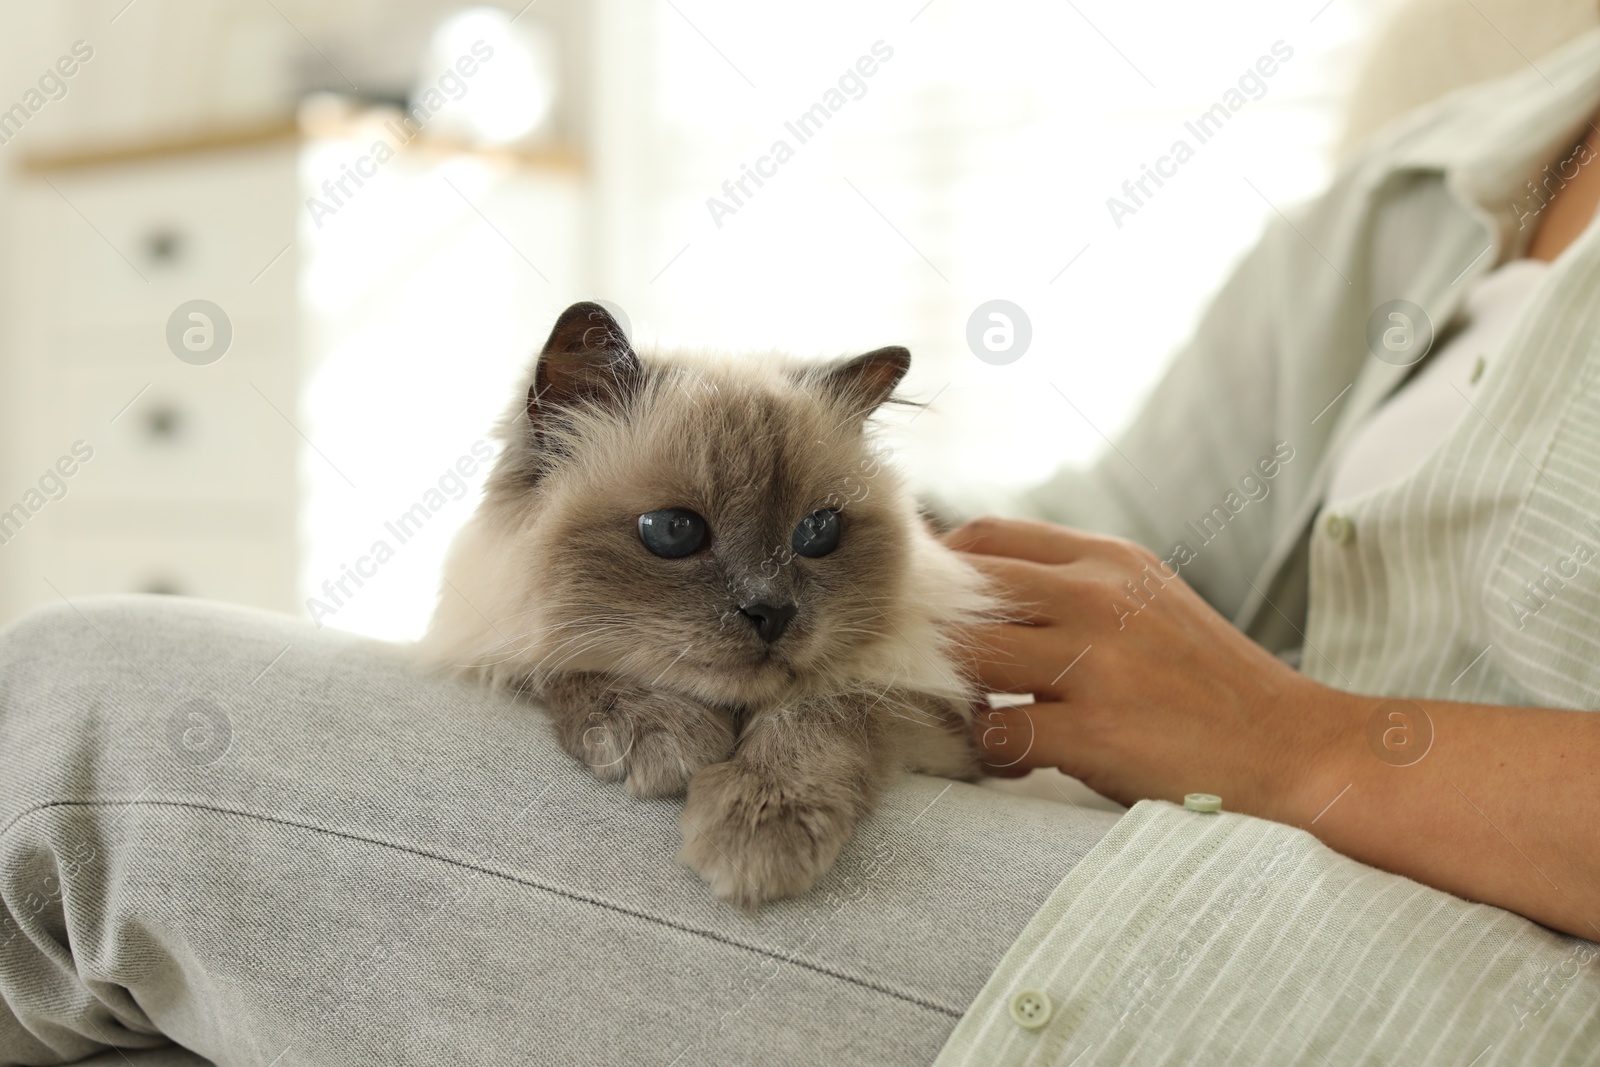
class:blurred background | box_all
[0,0,1593,641]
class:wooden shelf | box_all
[20,110,583,175]
[19,120,299,173]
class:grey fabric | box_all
[0,596,1120,1067]
[60,1054,212,1067]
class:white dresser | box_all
[0,124,587,637]
[0,133,302,625]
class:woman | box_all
[949,95,1600,942]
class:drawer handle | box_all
[139,578,185,596]
[144,403,184,442]
[143,227,185,266]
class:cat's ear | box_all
[527,302,641,425]
[811,346,911,419]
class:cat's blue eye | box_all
[638,508,708,558]
[791,508,841,558]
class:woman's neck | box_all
[1526,118,1600,261]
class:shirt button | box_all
[1009,988,1053,1030]
[1323,513,1355,545]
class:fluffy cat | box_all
[421,301,997,908]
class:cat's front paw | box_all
[677,761,858,909]
[565,689,735,799]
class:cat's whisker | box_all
[647,644,697,687]
[527,632,615,674]
[479,615,639,666]
[471,624,618,679]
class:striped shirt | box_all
[934,26,1600,1067]
[936,802,1600,1065]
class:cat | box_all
[420,301,998,908]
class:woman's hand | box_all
[946,516,1600,939]
[946,516,1347,821]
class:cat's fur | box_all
[420,301,997,908]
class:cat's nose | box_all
[739,601,797,643]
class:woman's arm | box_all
[951,516,1600,941]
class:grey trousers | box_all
[0,597,1121,1067]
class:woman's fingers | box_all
[960,554,1062,624]
[972,701,1077,774]
[959,621,1089,697]
[953,555,1105,693]
[944,515,1114,564]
